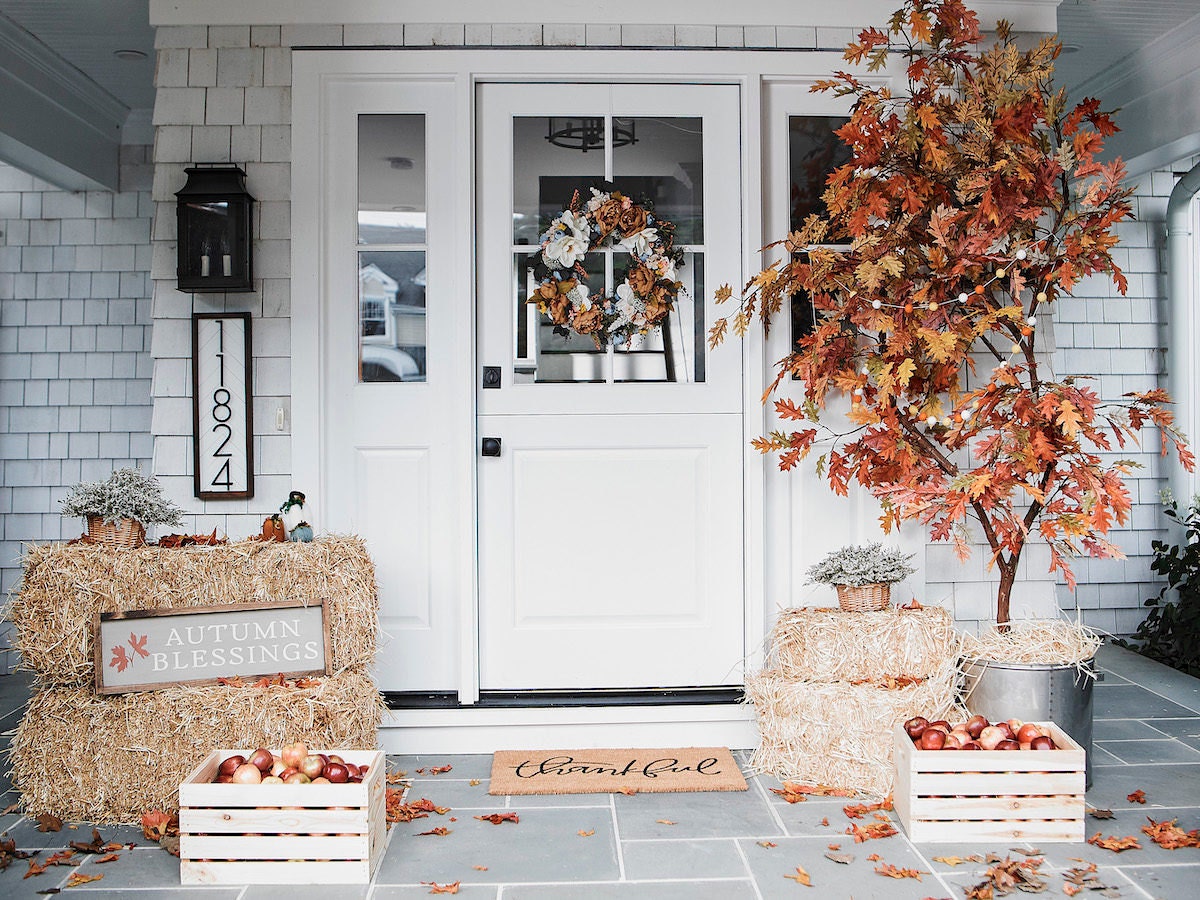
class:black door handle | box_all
[482,366,501,389]
[481,437,502,457]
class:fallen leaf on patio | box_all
[656,819,676,826]
[875,862,925,880]
[847,821,898,842]
[45,850,76,867]
[932,855,982,866]
[843,799,892,819]
[757,841,777,849]
[783,865,812,886]
[102,843,123,853]
[416,765,454,776]
[771,781,855,803]
[820,817,829,827]
[95,853,120,863]
[24,857,48,878]
[422,881,461,894]
[825,852,855,864]
[964,885,994,900]
[827,843,840,851]
[1062,885,1081,897]
[1,802,18,816]
[473,865,488,871]
[1126,789,1146,804]
[70,828,106,854]
[417,827,452,836]
[1141,817,1200,849]
[578,829,595,837]
[389,796,451,824]
[1009,847,1043,857]
[140,810,178,842]
[1087,833,1141,852]
[469,779,481,786]
[867,853,881,862]
[35,814,62,833]
[449,817,457,822]
[1088,808,1114,819]
[475,813,519,825]
[386,770,409,783]
[64,872,102,887]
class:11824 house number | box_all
[192,313,254,499]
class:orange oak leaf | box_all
[1142,817,1200,850]
[847,822,898,842]
[1126,789,1147,804]
[875,862,924,880]
[757,841,777,849]
[96,852,120,863]
[45,849,76,866]
[472,865,488,871]
[23,857,48,878]
[140,810,178,842]
[422,882,461,894]
[578,829,595,837]
[1087,833,1141,852]
[783,865,812,886]
[66,871,103,887]
[417,826,451,836]
[474,813,519,825]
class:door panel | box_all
[476,82,745,691]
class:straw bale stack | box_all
[10,671,384,823]
[4,536,383,823]
[747,605,960,797]
[8,536,377,684]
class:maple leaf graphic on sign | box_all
[109,634,151,671]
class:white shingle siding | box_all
[0,148,154,671]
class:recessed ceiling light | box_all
[387,156,414,170]
[113,49,148,61]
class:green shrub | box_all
[1116,499,1200,677]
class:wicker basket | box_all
[85,516,146,548]
[835,582,891,612]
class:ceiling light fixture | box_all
[546,117,637,152]
[113,49,148,61]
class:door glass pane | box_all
[514,116,604,246]
[614,251,705,383]
[359,250,426,382]
[358,114,426,244]
[516,252,606,384]
[789,116,851,348]
[612,116,703,244]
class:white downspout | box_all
[1165,161,1200,505]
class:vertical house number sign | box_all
[192,313,254,499]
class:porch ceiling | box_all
[0,1,1198,186]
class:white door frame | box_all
[293,49,895,750]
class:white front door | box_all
[476,83,746,692]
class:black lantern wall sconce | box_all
[175,164,254,292]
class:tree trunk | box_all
[996,558,1017,628]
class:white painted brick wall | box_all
[0,148,154,672]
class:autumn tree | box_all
[712,0,1193,624]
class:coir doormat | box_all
[489,747,748,795]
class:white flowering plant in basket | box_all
[805,542,916,587]
[60,468,185,527]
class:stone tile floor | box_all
[0,644,1197,898]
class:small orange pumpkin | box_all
[261,515,287,542]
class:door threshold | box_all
[383,687,744,710]
[378,702,757,754]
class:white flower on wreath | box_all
[614,282,646,327]
[648,254,677,282]
[542,209,592,269]
[618,226,658,259]
[569,283,591,309]
[586,188,611,212]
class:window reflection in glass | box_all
[789,116,850,349]
[358,114,427,245]
[613,116,703,245]
[359,250,426,382]
[514,116,604,246]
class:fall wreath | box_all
[529,187,685,346]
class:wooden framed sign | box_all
[94,599,331,694]
[192,312,254,499]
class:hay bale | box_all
[7,536,377,685]
[745,667,961,797]
[9,671,384,824]
[767,605,958,683]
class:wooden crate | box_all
[893,722,1085,843]
[178,749,386,884]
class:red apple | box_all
[280,742,309,770]
[216,774,233,783]
[232,763,262,784]
[300,754,325,780]
[284,771,311,785]
[904,716,929,739]
[960,741,982,750]
[344,763,361,779]
[261,775,284,784]
[995,722,1015,741]
[942,732,964,750]
[919,729,946,750]
[996,739,1020,751]
[965,715,988,739]
[323,763,350,783]
[219,754,246,776]
[311,776,331,784]
[1030,734,1056,750]
[978,726,1006,750]
[249,747,274,773]
[1016,723,1042,745]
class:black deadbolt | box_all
[482,366,501,389]
[481,437,502,457]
